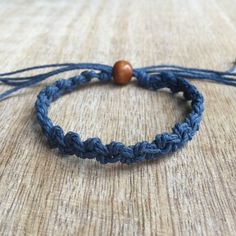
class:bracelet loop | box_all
[35,68,204,164]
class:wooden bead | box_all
[112,60,133,85]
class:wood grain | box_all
[0,0,235,235]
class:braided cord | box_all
[35,69,204,164]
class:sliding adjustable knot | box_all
[70,74,91,87]
[79,70,112,82]
[136,71,167,90]
[136,70,183,92]
[160,72,181,93]
[98,71,112,82]
[135,70,150,86]
[80,70,96,81]
[68,70,112,87]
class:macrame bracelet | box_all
[35,64,203,164]
[1,60,236,164]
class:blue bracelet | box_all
[1,61,236,164]
[35,66,203,164]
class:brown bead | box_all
[112,60,133,85]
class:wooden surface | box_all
[0,0,236,235]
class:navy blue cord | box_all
[0,62,235,164]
